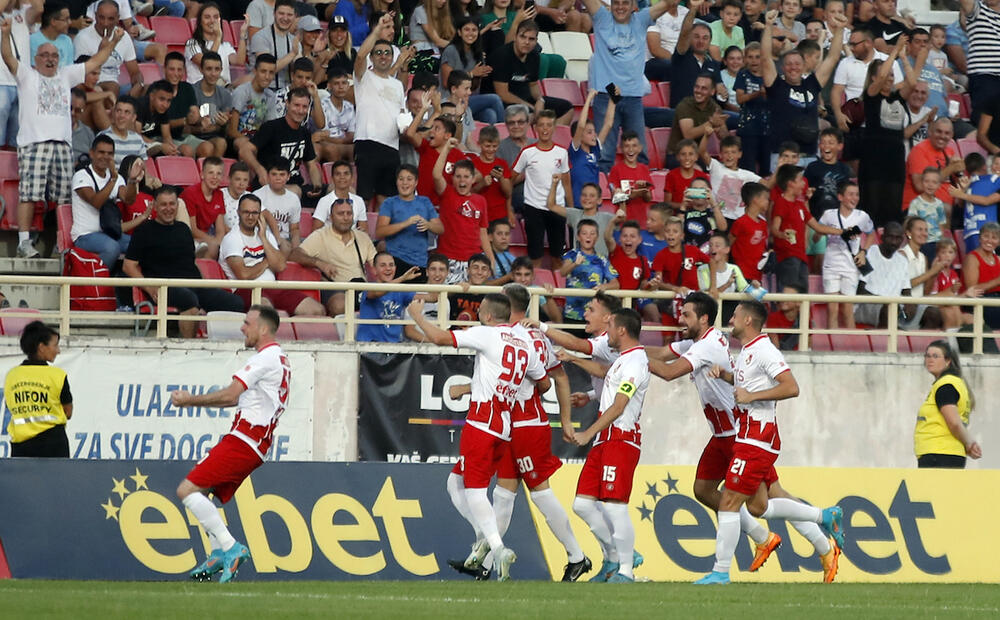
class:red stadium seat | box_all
[230,63,248,82]
[56,203,73,254]
[293,320,340,341]
[367,213,379,238]
[196,258,228,281]
[493,122,510,140]
[552,271,566,289]
[552,125,572,148]
[138,62,164,85]
[649,127,672,167]
[510,220,527,246]
[598,172,611,200]
[808,303,828,328]
[907,335,939,353]
[808,333,832,351]
[830,333,873,352]
[534,269,557,289]
[869,334,889,352]
[642,88,664,108]
[644,128,662,169]
[155,156,201,187]
[657,82,671,108]
[276,261,323,302]
[221,20,237,46]
[0,150,17,178]
[540,78,586,107]
[808,274,823,294]
[151,16,192,53]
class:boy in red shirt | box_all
[434,138,494,283]
[407,110,465,205]
[729,182,770,282]
[650,217,711,325]
[663,139,710,211]
[179,157,227,259]
[471,126,514,224]
[606,219,657,322]
[608,131,653,223]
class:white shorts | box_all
[823,270,860,296]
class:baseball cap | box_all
[330,15,348,29]
[298,15,322,32]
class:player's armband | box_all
[617,381,636,398]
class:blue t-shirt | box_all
[589,7,653,97]
[493,249,516,279]
[733,70,768,136]
[569,141,601,207]
[964,174,1000,240]
[378,195,437,267]
[333,0,371,45]
[898,57,948,118]
[357,290,416,342]
[561,249,618,320]
[29,31,75,68]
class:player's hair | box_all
[778,141,800,156]
[71,86,87,101]
[481,293,512,322]
[820,127,843,143]
[397,163,418,178]
[115,96,137,115]
[904,215,927,234]
[664,215,684,228]
[202,156,224,172]
[504,104,531,124]
[775,164,804,192]
[649,202,671,219]
[200,50,222,68]
[250,303,281,334]
[230,161,251,177]
[327,68,350,82]
[926,340,975,409]
[478,126,500,143]
[620,219,642,234]
[936,236,957,252]
[511,256,534,272]
[684,291,718,325]
[593,291,622,314]
[836,179,858,194]
[165,51,185,66]
[983,221,1000,238]
[410,71,438,91]
[720,135,742,151]
[20,321,59,360]
[488,218,511,234]
[796,39,821,56]
[454,159,476,175]
[146,80,173,96]
[268,156,292,173]
[427,252,449,268]
[447,70,472,90]
[675,138,698,154]
[91,134,115,152]
[929,23,947,35]
[621,130,640,144]
[805,17,824,28]
[153,184,178,200]
[41,2,68,28]
[502,283,530,313]
[611,308,641,339]
[275,0,298,13]
[468,253,491,269]
[741,181,767,206]
[720,0,743,10]
[911,26,929,38]
[739,299,769,330]
[255,53,278,68]
[965,152,986,174]
[237,194,262,210]
[292,57,314,74]
[577,218,599,234]
[710,230,730,246]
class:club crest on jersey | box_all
[445,162,455,174]
[746,354,753,365]
[459,200,480,219]
[683,257,695,271]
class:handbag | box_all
[841,97,865,127]
[84,168,123,240]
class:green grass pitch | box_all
[1,581,998,619]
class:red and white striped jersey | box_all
[669,327,738,437]
[733,334,791,454]
[230,342,291,459]
[453,324,547,440]
[512,323,560,428]
[594,346,649,449]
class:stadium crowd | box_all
[3,0,1000,344]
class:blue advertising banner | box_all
[0,460,550,581]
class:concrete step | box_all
[0,257,63,310]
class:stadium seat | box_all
[0,308,41,337]
[132,287,179,336]
[650,170,668,202]
[869,334,889,352]
[510,220,527,246]
[907,335,938,353]
[552,271,566,289]
[55,203,73,254]
[808,303,828,328]
[540,78,585,107]
[808,333,832,351]
[229,20,245,42]
[0,190,46,231]
[598,172,611,200]
[151,16,192,53]
[537,31,554,55]
[205,311,245,339]
[808,274,823,294]
[657,82,671,107]
[195,258,228,281]
[493,122,509,140]
[221,20,237,46]
[552,125,572,148]
[0,150,17,178]
[230,63,248,82]
[588,33,595,50]
[155,156,201,186]
[957,136,987,158]
[830,333,873,352]
[367,213,379,238]
[649,127,672,168]
[276,261,323,302]
[644,128,662,169]
[138,62,164,84]
[642,88,664,108]
[293,320,340,341]
[534,269,557,290]
[550,32,593,63]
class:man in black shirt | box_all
[163,52,213,158]
[671,0,721,108]
[123,186,244,338]
[239,87,324,202]
[487,20,573,125]
[136,80,173,157]
[866,0,912,53]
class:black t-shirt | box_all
[125,220,200,279]
[136,97,171,140]
[805,159,854,219]
[449,292,485,321]
[739,14,764,44]
[934,382,961,408]
[167,82,198,140]
[325,49,358,81]
[669,49,720,108]
[866,17,908,46]
[863,91,907,141]
[767,74,822,153]
[486,42,539,102]
[252,118,317,184]
[984,96,1000,149]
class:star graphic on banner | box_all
[111,478,130,500]
[645,481,662,500]
[637,502,654,522]
[100,498,119,521]
[130,468,149,490]
[663,473,679,493]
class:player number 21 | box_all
[602,465,617,482]
[730,458,746,476]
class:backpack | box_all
[63,248,117,311]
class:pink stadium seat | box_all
[649,127,672,167]
[367,213,379,238]
[650,170,667,202]
[151,16,192,53]
[808,274,823,294]
[808,333,832,351]
[136,63,164,86]
[277,261,323,302]
[869,334,889,352]
[642,87,664,108]
[221,20,237,46]
[598,172,611,200]
[534,269,557,290]
[808,303,828,328]
[56,203,73,254]
[0,150,17,178]
[907,335,939,353]
[493,122,510,140]
[0,308,41,337]
[657,82,671,107]
[196,258,228,281]
[155,156,201,187]
[540,78,585,107]
[552,125,572,148]
[229,20,245,42]
[830,333,873,352]
[510,220,527,245]
[552,271,566,289]
[293,320,340,341]
[639,322,664,347]
[644,128,662,170]
[957,136,987,158]
[230,63,248,82]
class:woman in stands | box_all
[914,340,981,468]
[185,2,247,85]
[439,16,504,123]
[962,221,1000,329]
[313,15,356,85]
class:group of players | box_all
[165,287,845,584]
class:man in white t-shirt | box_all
[311,160,366,233]
[74,1,144,98]
[222,161,252,230]
[855,220,915,327]
[644,1,689,81]
[71,134,141,268]
[1,18,123,258]
[219,193,325,316]
[0,0,36,148]
[253,156,302,249]
[353,12,404,209]
[831,26,903,132]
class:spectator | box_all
[158,52,215,159]
[953,152,1000,251]
[568,89,614,208]
[71,134,141,268]
[442,70,478,154]
[188,53,233,159]
[663,138,709,210]
[410,0,454,68]
[584,0,674,171]
[98,97,148,165]
[117,155,158,231]
[470,125,514,224]
[185,1,246,86]
[228,53,278,150]
[854,220,915,327]
[312,160,367,233]
[677,176,726,252]
[509,254,563,322]
[761,9,847,169]
[357,252,421,342]
[0,0,35,149]
[905,28,972,139]
[179,156,227,259]
[804,128,853,221]
[551,180,614,256]
[771,164,843,291]
[71,88,95,163]
[709,0,745,61]
[513,109,571,269]
[644,0,688,82]
[487,20,573,125]
[289,197,377,316]
[331,0,371,44]
[406,109,465,205]
[775,0,806,44]
[244,87,324,199]
[246,0,279,39]
[222,161,251,230]
[702,135,761,226]
[902,118,963,218]
[733,41,769,175]
[485,218,516,285]
[270,57,326,131]
[314,16,356,83]
[903,82,936,157]
[865,0,911,53]
[901,217,947,322]
[650,216,710,323]
[716,45,744,117]
[404,252,451,341]
[374,164,442,281]
[818,180,873,329]
[559,218,619,328]
[728,181,770,283]
[2,18,122,258]
[450,252,492,321]
[74,0,144,99]
[123,185,245,338]
[314,69,355,163]
[438,16,504,124]
[767,283,806,350]
[963,220,1000,328]
[253,157,302,248]
[434,140,493,282]
[220,194,326,316]
[960,0,1000,124]
[698,230,752,322]
[249,0,300,92]
[532,0,590,33]
[860,37,918,227]
[75,54,114,132]
[609,130,654,223]
[944,18,968,79]
[479,1,567,80]
[354,13,405,209]
[29,2,73,69]
[914,340,981,468]
[930,238,977,329]
[830,26,903,136]
[604,218,656,321]
[671,0,720,109]
[907,167,948,261]
[497,103,536,214]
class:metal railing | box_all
[0,275,997,353]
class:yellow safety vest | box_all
[4,363,69,443]
[914,373,971,458]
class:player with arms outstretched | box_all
[648,292,841,582]
[695,299,844,585]
[408,293,549,581]
[171,305,292,584]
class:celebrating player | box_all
[648,292,841,582]
[694,300,844,585]
[171,305,292,584]
[407,294,549,581]
[570,308,650,584]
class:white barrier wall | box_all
[0,339,995,468]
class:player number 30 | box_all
[516,456,534,474]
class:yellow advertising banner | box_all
[528,465,997,583]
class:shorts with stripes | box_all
[18,141,74,204]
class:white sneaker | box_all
[136,24,156,41]
[497,548,517,582]
[16,240,39,258]
[133,1,154,16]
[463,539,490,570]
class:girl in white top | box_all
[185,2,247,85]
[817,179,873,330]
[409,0,455,55]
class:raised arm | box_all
[0,17,16,76]
[814,13,847,87]
[84,27,126,76]
[433,137,458,196]
[355,12,394,81]
[407,298,455,346]
[674,0,704,56]
[761,10,779,87]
